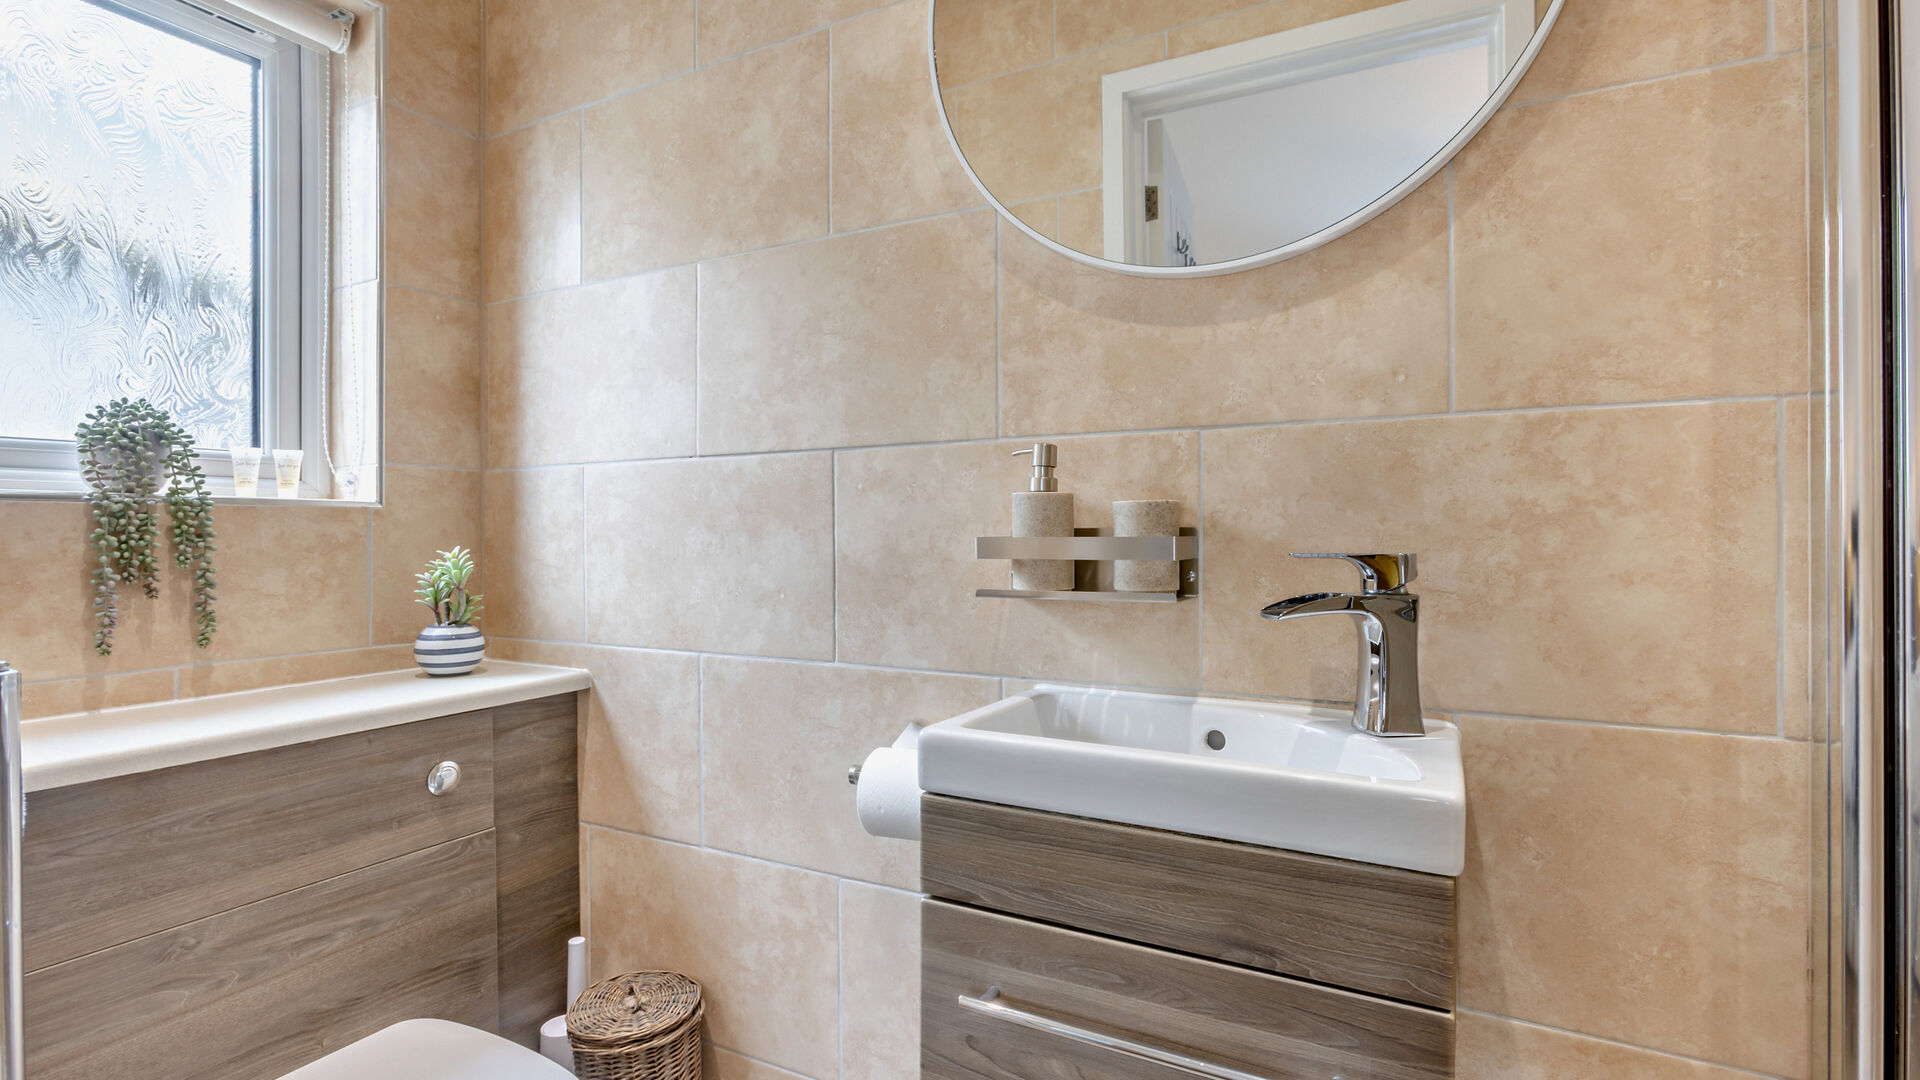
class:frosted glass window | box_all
[0,0,260,448]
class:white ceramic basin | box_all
[918,684,1465,876]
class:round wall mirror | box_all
[930,0,1563,277]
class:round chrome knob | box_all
[427,760,461,796]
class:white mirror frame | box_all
[928,0,1566,278]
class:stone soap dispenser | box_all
[1010,443,1075,591]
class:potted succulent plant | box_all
[414,546,484,676]
[75,398,217,656]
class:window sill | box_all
[0,488,379,508]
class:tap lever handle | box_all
[1291,553,1417,594]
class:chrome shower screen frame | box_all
[1825,0,1910,1073]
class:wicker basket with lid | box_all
[566,971,704,1080]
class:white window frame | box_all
[0,0,329,498]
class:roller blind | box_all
[209,0,354,52]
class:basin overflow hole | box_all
[1205,730,1226,751]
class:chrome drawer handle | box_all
[956,988,1277,1080]
[426,760,461,796]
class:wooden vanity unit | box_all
[920,794,1456,1080]
[17,691,580,1080]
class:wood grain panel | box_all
[920,794,1455,1008]
[492,693,581,1045]
[23,710,496,970]
[923,900,1453,1080]
[25,832,501,1080]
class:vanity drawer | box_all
[23,710,497,969]
[923,900,1452,1080]
[920,794,1454,1008]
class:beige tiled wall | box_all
[480,0,1817,1077]
[2,0,486,720]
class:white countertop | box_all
[22,661,592,792]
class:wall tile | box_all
[932,0,1052,88]
[703,1046,811,1080]
[1057,189,1102,252]
[385,0,484,134]
[1054,0,1245,54]
[386,287,482,469]
[486,270,697,466]
[587,830,840,1078]
[1201,402,1779,731]
[583,36,829,276]
[1511,0,1768,104]
[0,502,197,680]
[1776,0,1809,50]
[386,107,481,301]
[1456,1012,1765,1079]
[369,467,482,644]
[177,645,412,699]
[482,468,584,640]
[483,113,582,301]
[584,455,835,659]
[832,1,983,232]
[1455,59,1808,409]
[495,641,702,843]
[483,0,694,135]
[836,433,1201,685]
[1005,198,1058,240]
[22,671,177,720]
[945,35,1163,205]
[1457,716,1810,1075]
[1784,397,1815,739]
[839,884,920,1080]
[697,213,997,454]
[699,0,883,62]
[1167,0,1399,56]
[999,177,1449,435]
[201,505,372,661]
[700,659,997,884]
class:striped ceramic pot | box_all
[414,624,485,676]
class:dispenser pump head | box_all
[1012,443,1060,492]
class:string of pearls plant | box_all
[75,399,217,656]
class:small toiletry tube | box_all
[229,446,263,497]
[1113,499,1180,592]
[271,449,304,498]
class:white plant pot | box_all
[88,436,171,494]
[415,625,485,676]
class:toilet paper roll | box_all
[856,726,924,841]
[539,1015,573,1073]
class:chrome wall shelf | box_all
[974,527,1199,601]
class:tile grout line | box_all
[835,882,846,1080]
[493,635,1802,742]
[697,654,707,846]
[364,510,375,646]
[1505,49,1807,112]
[1445,162,1457,413]
[478,393,1792,470]
[994,216,1003,437]
[483,0,919,142]
[485,204,996,310]
[1776,397,1787,737]
[578,467,588,640]
[1453,1008,1787,1079]
[1195,431,1206,679]
[827,23,835,236]
[832,452,841,663]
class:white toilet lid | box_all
[277,1018,575,1080]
